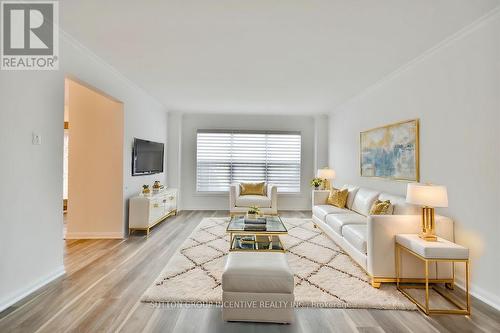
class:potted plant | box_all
[246,205,261,219]
[142,184,151,195]
[310,177,323,190]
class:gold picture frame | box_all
[360,119,419,182]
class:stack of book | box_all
[236,236,256,249]
[243,217,266,231]
[234,235,272,250]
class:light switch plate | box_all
[32,133,42,145]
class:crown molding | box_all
[332,5,500,114]
[59,29,165,110]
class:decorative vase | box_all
[314,186,320,190]
[246,213,258,219]
[142,186,150,195]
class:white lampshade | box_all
[406,183,448,208]
[317,168,336,180]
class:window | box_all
[196,130,301,193]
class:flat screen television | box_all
[132,138,164,176]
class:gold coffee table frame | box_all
[227,215,288,253]
[395,243,470,315]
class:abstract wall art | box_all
[360,119,419,181]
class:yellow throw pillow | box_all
[369,200,392,215]
[327,188,349,208]
[240,182,266,196]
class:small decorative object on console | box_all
[142,184,150,194]
[152,181,164,193]
[310,177,323,190]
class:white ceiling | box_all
[60,0,500,114]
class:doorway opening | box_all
[63,78,124,239]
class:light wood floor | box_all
[1,210,499,333]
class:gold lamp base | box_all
[419,207,437,242]
[322,179,331,190]
[419,234,438,242]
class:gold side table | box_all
[395,234,470,315]
[226,215,288,252]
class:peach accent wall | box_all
[67,79,124,237]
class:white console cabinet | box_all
[129,188,177,236]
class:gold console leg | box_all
[371,280,381,288]
[446,262,455,289]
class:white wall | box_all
[167,111,183,191]
[329,10,500,308]
[173,113,320,211]
[0,33,167,311]
[314,114,329,171]
[62,37,169,233]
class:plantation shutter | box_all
[196,130,301,193]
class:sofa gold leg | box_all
[313,224,317,228]
[371,281,381,288]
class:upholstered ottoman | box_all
[222,252,294,323]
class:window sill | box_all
[194,191,303,197]
[194,192,228,197]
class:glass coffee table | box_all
[226,215,288,252]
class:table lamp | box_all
[406,183,448,241]
[316,167,336,190]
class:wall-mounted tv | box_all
[132,138,164,176]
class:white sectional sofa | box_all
[312,185,455,288]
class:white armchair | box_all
[229,182,278,216]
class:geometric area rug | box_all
[141,217,416,310]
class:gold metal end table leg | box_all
[425,259,430,315]
[446,261,455,290]
[395,244,400,289]
[466,260,471,315]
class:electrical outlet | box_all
[32,133,42,145]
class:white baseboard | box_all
[65,231,124,239]
[0,266,65,313]
[455,277,500,311]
